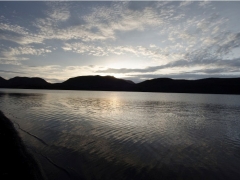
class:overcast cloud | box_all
[0,1,240,82]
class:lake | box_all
[0,89,240,180]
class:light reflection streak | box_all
[1,89,240,179]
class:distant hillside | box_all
[0,77,7,88]
[1,77,50,89]
[52,75,136,91]
[1,76,240,94]
[137,77,240,94]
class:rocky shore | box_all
[0,110,45,180]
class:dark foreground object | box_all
[0,111,44,180]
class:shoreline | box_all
[0,110,45,180]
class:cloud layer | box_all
[0,1,240,82]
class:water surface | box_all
[0,89,240,180]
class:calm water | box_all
[1,89,240,180]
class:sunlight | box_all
[106,60,143,70]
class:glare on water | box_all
[1,89,240,180]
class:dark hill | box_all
[1,75,240,94]
[0,77,7,88]
[53,75,136,91]
[7,77,50,89]
[137,77,240,94]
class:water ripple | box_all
[1,89,240,179]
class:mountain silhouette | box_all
[1,77,50,89]
[52,75,136,91]
[137,77,240,94]
[0,77,7,88]
[0,75,240,94]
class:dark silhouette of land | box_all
[0,111,45,180]
[5,77,50,89]
[0,75,240,94]
[137,77,240,94]
[0,77,7,88]
[52,75,135,91]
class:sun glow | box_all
[106,61,141,69]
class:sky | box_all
[0,1,240,83]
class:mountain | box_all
[52,75,136,91]
[137,77,240,94]
[1,76,240,94]
[7,77,50,89]
[0,77,7,88]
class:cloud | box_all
[27,2,177,45]
[0,24,43,45]
[0,23,28,36]
[0,60,22,65]
[1,1,240,81]
[62,42,179,63]
[62,43,108,56]
[4,46,51,56]
[46,2,70,22]
[198,1,211,8]
[0,15,44,45]
[0,69,26,74]
[215,32,240,56]
[179,1,193,7]
[0,46,52,64]
[17,65,63,81]
[0,1,233,55]
[96,58,240,74]
[82,2,165,37]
